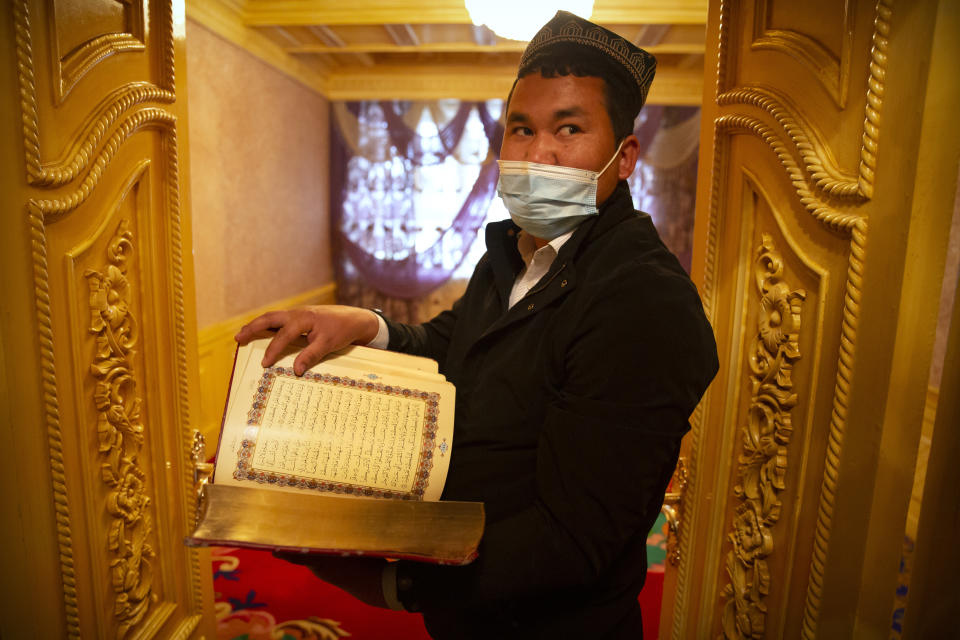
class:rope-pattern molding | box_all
[800,217,867,638]
[14,0,42,180]
[34,108,177,220]
[154,0,206,615]
[161,0,176,92]
[14,0,176,189]
[859,0,892,200]
[33,85,175,188]
[714,0,730,98]
[28,203,81,636]
[718,88,864,201]
[163,127,205,614]
[716,115,863,233]
[16,1,79,633]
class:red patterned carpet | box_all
[212,515,668,639]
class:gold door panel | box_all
[662,0,957,637]
[2,1,212,637]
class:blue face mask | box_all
[496,141,624,240]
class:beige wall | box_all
[186,19,333,328]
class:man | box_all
[236,11,718,638]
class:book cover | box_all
[187,337,483,564]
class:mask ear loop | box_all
[598,139,627,178]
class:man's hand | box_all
[273,552,390,609]
[235,305,380,376]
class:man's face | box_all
[501,73,634,206]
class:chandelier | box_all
[464,1,596,42]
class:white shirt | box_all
[508,229,574,308]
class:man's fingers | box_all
[235,305,376,376]
[261,318,311,368]
[235,311,287,344]
[293,337,334,376]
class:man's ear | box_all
[617,134,641,181]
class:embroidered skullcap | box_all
[519,10,657,116]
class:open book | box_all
[187,336,484,564]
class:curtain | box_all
[629,106,701,272]
[329,101,700,323]
[330,100,503,322]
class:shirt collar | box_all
[516,228,576,267]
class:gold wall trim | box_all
[323,66,515,101]
[195,283,338,446]
[719,233,807,638]
[858,0,892,200]
[717,88,863,201]
[26,120,203,637]
[682,110,869,638]
[240,0,708,26]
[715,115,863,232]
[686,0,901,636]
[324,65,703,103]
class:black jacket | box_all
[385,183,718,638]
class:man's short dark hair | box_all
[509,49,637,143]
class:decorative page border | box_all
[232,367,441,500]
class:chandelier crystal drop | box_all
[464,0,595,42]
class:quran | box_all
[187,337,484,565]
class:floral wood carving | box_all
[719,234,806,639]
[85,220,156,638]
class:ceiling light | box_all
[464,1,595,42]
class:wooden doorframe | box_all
[661,0,960,637]
[0,1,214,636]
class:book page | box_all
[214,338,454,502]
[334,344,439,374]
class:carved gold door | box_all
[0,1,214,637]
[660,0,959,638]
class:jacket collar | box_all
[553,181,638,263]
[486,182,637,282]
[483,181,639,315]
